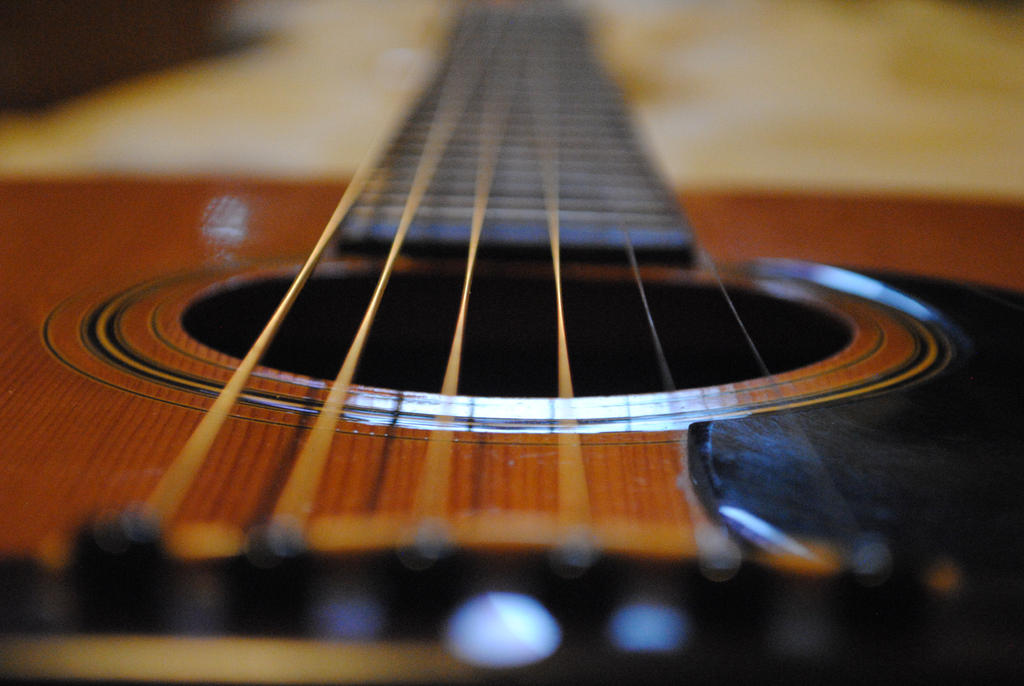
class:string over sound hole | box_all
[182,267,851,398]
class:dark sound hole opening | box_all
[181,270,852,397]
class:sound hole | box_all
[182,270,851,397]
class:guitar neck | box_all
[336,3,694,263]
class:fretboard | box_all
[337,2,694,264]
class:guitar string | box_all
[604,162,741,567]
[622,230,676,392]
[151,3,840,565]
[618,197,845,565]
[696,249,863,560]
[141,72,420,528]
[525,31,591,533]
[529,46,572,401]
[535,16,733,563]
[411,19,517,525]
[963,281,1024,314]
[270,9,494,530]
[437,22,515,400]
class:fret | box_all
[371,166,667,193]
[402,107,634,124]
[342,221,689,261]
[377,157,659,180]
[350,206,681,227]
[396,135,646,154]
[371,161,673,198]
[356,193,679,218]
[391,151,651,172]
[336,3,694,264]
[364,176,665,202]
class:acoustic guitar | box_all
[2,3,1024,682]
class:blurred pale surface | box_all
[2,0,1023,198]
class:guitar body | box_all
[4,3,1024,682]
[2,178,706,563]
[3,177,1024,682]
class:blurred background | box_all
[2,0,1023,199]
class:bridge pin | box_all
[226,521,312,635]
[71,508,164,631]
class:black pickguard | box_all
[690,272,1024,576]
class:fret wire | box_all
[355,210,680,225]
[406,132,615,149]
[406,111,634,125]
[398,159,652,180]
[342,5,693,259]
[369,178,666,200]
[356,207,683,228]
[388,142,648,162]
[364,194,677,216]
[373,180,665,207]
[369,158,665,183]
[403,113,635,131]
[374,167,668,195]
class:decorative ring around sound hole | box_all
[43,258,952,434]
